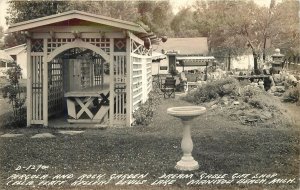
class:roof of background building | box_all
[0,50,14,62]
[155,37,209,55]
[4,44,26,55]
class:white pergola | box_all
[8,10,155,127]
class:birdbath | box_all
[167,106,206,171]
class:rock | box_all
[273,74,282,84]
[270,86,277,93]
[275,86,285,93]
[58,130,84,135]
[206,99,219,108]
[31,133,55,138]
[210,105,218,109]
[274,92,283,96]
[260,111,273,120]
[233,101,240,105]
[221,97,229,105]
[287,75,297,83]
[1,134,24,138]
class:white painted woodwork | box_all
[43,38,48,126]
[11,10,153,127]
[26,39,32,127]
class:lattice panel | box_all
[130,39,151,56]
[48,58,63,117]
[114,56,126,83]
[47,38,75,54]
[31,39,44,52]
[146,58,152,92]
[114,88,127,122]
[80,61,92,89]
[93,58,103,86]
[113,55,127,123]
[31,55,43,121]
[82,38,110,53]
[132,56,143,110]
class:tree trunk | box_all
[228,51,231,71]
[263,38,266,63]
[253,52,259,74]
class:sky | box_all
[0,0,274,31]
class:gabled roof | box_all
[156,38,209,55]
[4,44,26,55]
[0,50,14,62]
[8,10,147,34]
[151,52,167,60]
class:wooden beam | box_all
[128,31,144,45]
[32,31,126,39]
[126,37,132,127]
[43,38,48,126]
[26,39,32,127]
[109,38,114,127]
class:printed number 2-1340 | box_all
[15,165,49,172]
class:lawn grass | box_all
[0,97,299,190]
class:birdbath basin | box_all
[167,106,206,171]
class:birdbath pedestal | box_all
[167,106,206,171]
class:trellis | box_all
[129,35,153,116]
[8,10,155,127]
[48,58,63,117]
[31,54,43,123]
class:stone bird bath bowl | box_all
[167,106,206,171]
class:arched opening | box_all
[48,47,111,125]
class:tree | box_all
[6,1,70,24]
[193,1,247,67]
[171,8,198,37]
[2,63,26,127]
[68,1,139,22]
[270,0,300,58]
[193,0,300,73]
[137,1,174,37]
[5,1,70,48]
[0,26,4,48]
[0,26,3,39]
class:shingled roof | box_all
[155,37,209,55]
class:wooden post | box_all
[126,37,132,127]
[43,38,48,126]
[109,38,114,127]
[26,39,32,127]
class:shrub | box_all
[183,77,239,104]
[240,85,264,103]
[282,85,300,104]
[133,87,162,126]
[1,63,26,127]
[240,86,278,111]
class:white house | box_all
[152,38,215,75]
[0,50,14,78]
[4,44,27,78]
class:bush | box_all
[1,63,27,128]
[240,85,279,111]
[240,85,263,103]
[133,87,162,126]
[282,85,300,104]
[183,77,239,104]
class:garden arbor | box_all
[8,10,155,127]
